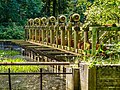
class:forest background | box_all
[0,0,119,39]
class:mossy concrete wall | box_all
[79,63,120,90]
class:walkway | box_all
[12,40,78,62]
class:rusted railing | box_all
[0,62,70,65]
[0,62,72,90]
[25,14,120,56]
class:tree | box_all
[0,0,43,25]
[0,0,43,39]
[41,0,70,17]
[84,0,120,27]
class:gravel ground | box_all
[0,70,66,90]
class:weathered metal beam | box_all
[0,62,70,65]
[12,41,79,61]
[90,27,120,31]
[28,41,81,56]
[20,44,37,46]
[103,44,120,47]
[99,27,120,31]
[34,50,67,61]
[55,55,77,57]
[46,51,69,55]
[0,72,72,75]
[27,45,41,47]
[92,27,97,55]
[35,48,56,51]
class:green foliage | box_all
[0,50,20,57]
[0,0,119,39]
[0,50,47,72]
[41,0,71,16]
[65,0,93,23]
[0,23,24,39]
[0,0,43,23]
[84,0,120,27]
[0,0,43,39]
[0,58,44,73]
[85,44,120,67]
[105,42,120,57]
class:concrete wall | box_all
[79,63,120,90]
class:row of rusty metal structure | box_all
[25,13,120,56]
[25,13,91,55]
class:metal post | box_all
[67,23,72,50]
[50,25,54,45]
[91,27,97,55]
[40,68,42,90]
[73,68,80,90]
[8,68,12,90]
[61,26,65,49]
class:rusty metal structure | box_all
[0,13,120,90]
[25,14,120,57]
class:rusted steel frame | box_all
[12,42,33,47]
[37,52,66,61]
[28,41,82,56]
[8,68,12,90]
[15,43,38,46]
[46,51,69,54]
[40,68,42,90]
[30,48,67,61]
[0,62,70,65]
[21,44,38,46]
[12,41,78,61]
[27,46,44,48]
[55,55,77,57]
[35,48,56,51]
[98,27,120,31]
[0,72,72,75]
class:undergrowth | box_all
[0,50,47,73]
[0,50,20,57]
[0,58,47,73]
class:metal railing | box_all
[0,62,72,90]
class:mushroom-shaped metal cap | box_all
[34,18,40,26]
[59,15,66,23]
[49,16,56,23]
[27,20,31,26]
[28,19,34,26]
[71,13,80,22]
[41,17,47,24]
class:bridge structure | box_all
[11,13,120,90]
[23,13,120,58]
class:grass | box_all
[0,50,47,73]
[0,58,47,73]
[0,50,20,57]
[83,56,120,68]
